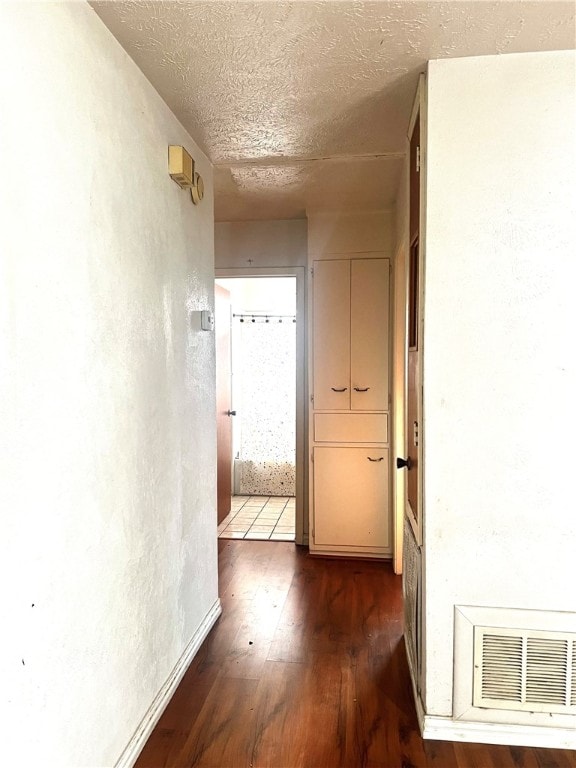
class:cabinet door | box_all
[351,259,389,411]
[313,260,350,410]
[313,447,389,548]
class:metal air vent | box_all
[474,626,576,715]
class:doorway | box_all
[214,269,306,544]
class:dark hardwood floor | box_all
[135,541,576,768]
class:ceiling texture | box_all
[90,1,575,221]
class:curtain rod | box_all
[233,313,296,323]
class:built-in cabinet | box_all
[313,259,389,411]
[309,256,392,559]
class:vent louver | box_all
[481,634,523,702]
[402,518,421,684]
[526,637,568,705]
[474,627,576,715]
[572,642,576,707]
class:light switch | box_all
[200,310,214,331]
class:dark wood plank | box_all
[175,674,259,767]
[535,748,576,768]
[135,542,576,768]
[250,654,344,768]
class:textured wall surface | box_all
[422,50,576,716]
[0,3,216,765]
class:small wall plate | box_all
[191,173,204,204]
[200,309,214,331]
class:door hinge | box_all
[416,146,421,173]
[310,394,314,403]
[310,267,314,277]
[311,451,314,463]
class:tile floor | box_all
[218,496,295,541]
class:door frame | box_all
[392,74,427,575]
[215,266,307,546]
[407,74,426,550]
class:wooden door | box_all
[406,113,421,533]
[351,259,389,411]
[313,446,389,548]
[406,242,420,528]
[313,260,350,410]
[215,284,232,525]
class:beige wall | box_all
[0,3,217,765]
[215,219,307,268]
[422,50,576,717]
[308,210,394,258]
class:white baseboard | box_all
[421,715,576,750]
[405,635,576,750]
[115,598,222,768]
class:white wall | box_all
[0,3,217,766]
[308,210,393,257]
[422,50,576,716]
[215,219,307,268]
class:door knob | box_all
[396,456,412,470]
[226,410,237,416]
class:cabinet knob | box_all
[330,387,348,392]
[354,387,370,392]
[226,410,237,416]
[396,456,412,470]
[367,456,384,462]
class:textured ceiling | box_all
[90,1,575,220]
[215,155,404,220]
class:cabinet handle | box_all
[330,387,348,392]
[354,387,370,392]
[367,456,384,462]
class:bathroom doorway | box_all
[214,270,305,543]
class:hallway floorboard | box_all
[135,541,576,768]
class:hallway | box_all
[134,543,576,768]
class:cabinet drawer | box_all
[314,413,388,443]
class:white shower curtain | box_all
[234,318,296,496]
